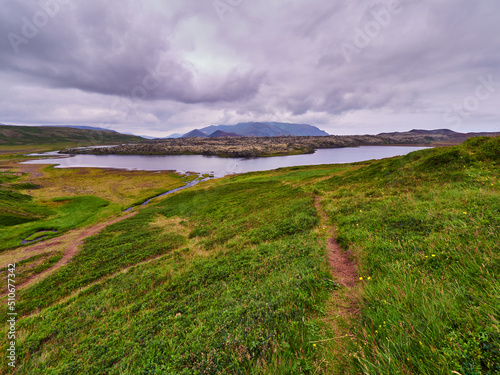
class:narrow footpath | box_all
[314,196,361,373]
[1,211,137,293]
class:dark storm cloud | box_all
[0,0,499,134]
[290,0,500,115]
[0,0,263,104]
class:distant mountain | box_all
[165,133,183,139]
[464,131,500,137]
[377,128,500,140]
[378,129,461,137]
[45,125,119,133]
[40,125,158,139]
[123,132,156,139]
[208,130,241,138]
[0,124,144,146]
[182,129,207,138]
[263,122,329,136]
[197,122,329,137]
[375,128,500,145]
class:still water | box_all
[23,146,429,178]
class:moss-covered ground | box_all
[0,136,498,374]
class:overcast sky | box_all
[1,0,499,137]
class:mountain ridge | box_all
[208,130,242,138]
[0,124,144,146]
[183,122,329,138]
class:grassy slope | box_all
[6,174,338,374]
[24,165,191,209]
[0,161,189,252]
[0,137,498,374]
[0,194,110,252]
[316,136,500,374]
[0,125,143,146]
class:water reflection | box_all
[23,146,430,178]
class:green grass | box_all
[4,172,339,374]
[0,194,111,252]
[0,252,63,293]
[0,189,53,228]
[0,163,189,251]
[0,169,56,238]
[26,164,189,210]
[315,136,500,374]
[0,124,143,146]
[0,136,498,374]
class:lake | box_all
[23,146,430,177]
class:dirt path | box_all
[1,211,137,292]
[314,196,360,372]
[315,196,359,294]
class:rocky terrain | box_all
[60,129,500,158]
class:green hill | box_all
[0,136,498,374]
[0,124,143,146]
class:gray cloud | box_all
[0,0,499,135]
[0,0,264,104]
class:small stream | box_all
[21,230,58,245]
[19,176,210,246]
[124,175,212,212]
[21,174,209,245]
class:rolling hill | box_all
[183,122,329,137]
[0,124,144,146]
[1,136,498,373]
[47,125,119,132]
[181,129,208,138]
[207,130,241,138]
[376,128,500,144]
